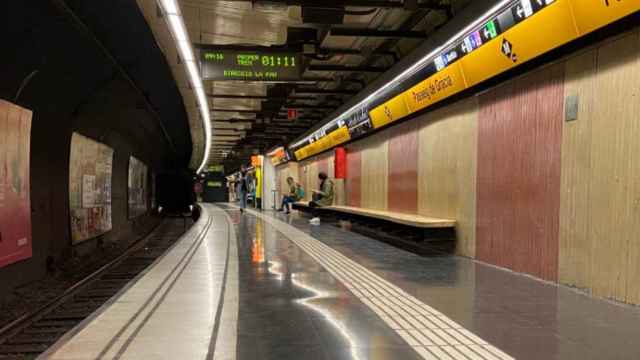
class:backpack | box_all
[296,185,305,200]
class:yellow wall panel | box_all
[360,133,389,210]
[559,30,640,304]
[417,98,478,257]
[297,159,317,202]
[569,0,640,36]
[306,160,318,202]
[559,51,597,290]
[369,94,410,129]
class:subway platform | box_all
[40,204,640,360]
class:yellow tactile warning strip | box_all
[245,208,515,360]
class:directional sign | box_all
[501,38,518,63]
[480,19,499,43]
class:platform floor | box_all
[42,203,640,359]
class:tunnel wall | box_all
[0,1,191,299]
[290,27,640,305]
[0,77,169,297]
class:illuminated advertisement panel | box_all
[69,133,113,244]
[0,100,32,268]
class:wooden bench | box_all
[325,206,455,228]
[291,202,457,254]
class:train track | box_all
[0,218,191,360]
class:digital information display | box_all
[200,49,302,81]
[290,0,640,161]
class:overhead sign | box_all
[267,147,289,166]
[369,0,639,130]
[208,164,224,173]
[200,49,302,81]
[290,0,640,160]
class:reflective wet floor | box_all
[223,205,640,360]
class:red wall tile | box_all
[476,65,564,281]
[346,147,361,207]
[387,121,418,214]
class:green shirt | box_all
[289,183,301,201]
[316,179,334,206]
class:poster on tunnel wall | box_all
[69,133,113,244]
[0,100,32,268]
[128,156,147,219]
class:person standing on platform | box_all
[278,177,304,214]
[309,171,334,225]
[237,165,248,213]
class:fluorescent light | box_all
[157,0,211,174]
[159,0,180,15]
[185,60,200,86]
[291,0,512,148]
[177,40,194,62]
[167,15,188,42]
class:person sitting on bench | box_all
[309,171,334,225]
[278,177,304,214]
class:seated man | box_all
[308,171,334,225]
[278,177,303,214]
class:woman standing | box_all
[237,165,248,213]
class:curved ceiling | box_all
[2,0,193,167]
[138,0,470,170]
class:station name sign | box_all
[290,0,640,161]
[200,49,302,81]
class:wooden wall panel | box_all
[327,153,335,179]
[559,51,598,290]
[345,146,362,207]
[297,154,334,202]
[316,152,335,178]
[317,156,328,177]
[360,133,389,211]
[276,162,300,197]
[298,159,317,202]
[417,98,478,257]
[559,31,640,304]
[476,65,564,281]
[387,121,418,214]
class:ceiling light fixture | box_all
[158,0,212,173]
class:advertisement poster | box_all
[128,156,148,218]
[69,133,113,244]
[0,100,32,268]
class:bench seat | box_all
[326,205,455,228]
[293,202,455,229]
